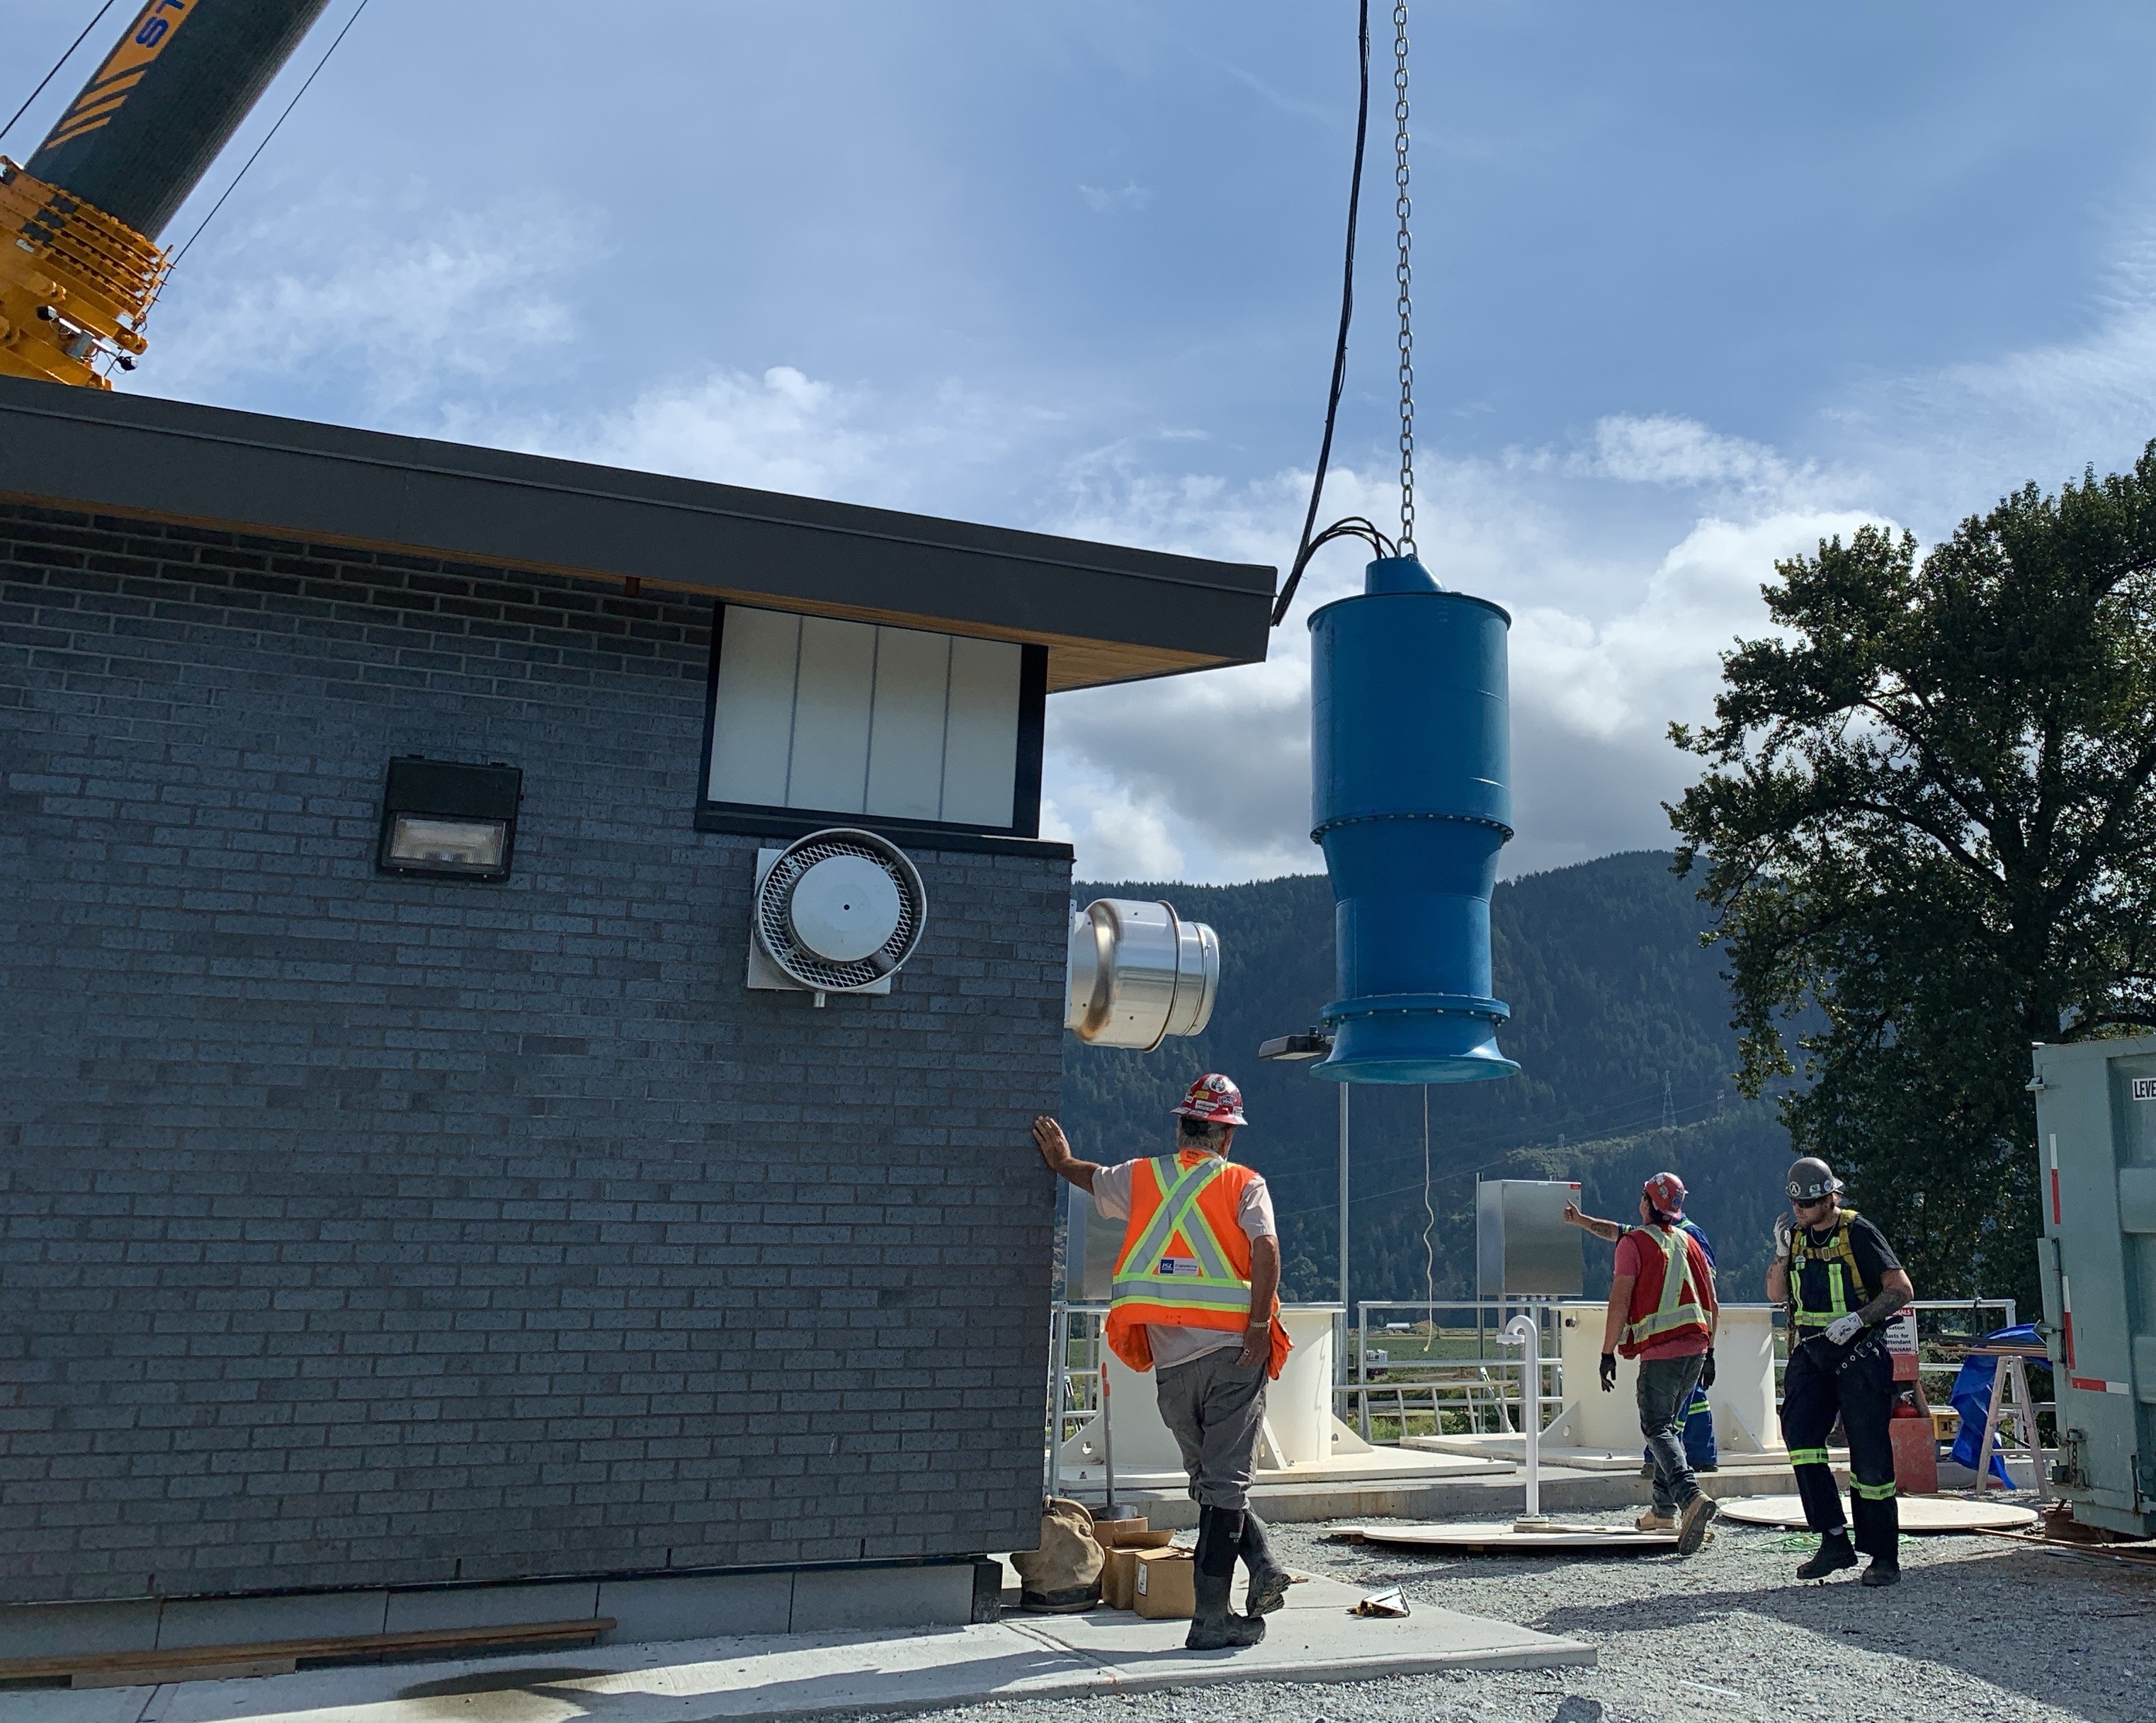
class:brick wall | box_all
[0,504,1067,1603]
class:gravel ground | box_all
[955,1512,2156,1723]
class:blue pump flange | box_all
[1307,554,1520,1085]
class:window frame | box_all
[693,602,1050,853]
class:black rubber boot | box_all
[1185,1569,1266,1649]
[1238,1509,1292,1616]
[1796,1531,1859,1581]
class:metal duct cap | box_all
[1065,898,1219,1050]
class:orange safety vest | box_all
[1617,1224,1715,1358]
[1103,1151,1292,1379]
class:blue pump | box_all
[1308,555,1519,1084]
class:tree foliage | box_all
[1670,448,2156,1306]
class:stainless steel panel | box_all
[1475,1178,1583,1297]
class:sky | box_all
[8,0,2156,882]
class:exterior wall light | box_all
[376,757,522,882]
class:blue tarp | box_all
[1948,1322,2041,1485]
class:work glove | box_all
[1599,1352,1617,1393]
[1700,1348,1717,1390]
[1773,1214,1794,1260]
[1825,1313,1863,1346]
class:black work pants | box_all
[1780,1334,1899,1559]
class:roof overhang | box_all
[0,378,1277,693]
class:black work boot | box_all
[1238,1509,1292,1616]
[1860,1557,1901,1588]
[1185,1569,1266,1649]
[1795,1531,1859,1581]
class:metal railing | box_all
[1046,1294,2031,1494]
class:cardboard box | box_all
[1101,1546,1137,1611]
[1131,1548,1195,1620]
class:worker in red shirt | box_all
[1599,1172,1719,1553]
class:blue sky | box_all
[8,1,2156,880]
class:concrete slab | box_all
[598,1573,794,1642]
[1716,1494,2040,1532]
[157,1591,388,1651]
[0,1583,1590,1723]
[0,1599,159,1659]
[382,1579,600,1635]
[788,1564,976,1632]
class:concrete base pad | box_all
[1349,1522,1679,1554]
[0,1576,1592,1723]
[1402,1435,1804,1472]
[1715,1494,2039,1532]
[1061,1452,1514,1493]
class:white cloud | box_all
[150,189,581,414]
[523,365,889,499]
[1038,422,1888,883]
[1079,182,1152,214]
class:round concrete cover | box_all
[788,855,902,960]
[1715,1494,2038,1532]
[1355,1523,1677,1552]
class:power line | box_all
[0,0,118,149]
[162,0,373,280]
[1271,0,1375,627]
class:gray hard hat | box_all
[1786,1156,1844,1203]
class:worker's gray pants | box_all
[1637,1353,1707,1517]
[1155,1349,1266,1511]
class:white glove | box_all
[1825,1314,1863,1346]
[1773,1215,1794,1261]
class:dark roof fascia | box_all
[0,378,1276,686]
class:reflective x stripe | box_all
[1787,1446,1830,1467]
[1115,1157,1222,1279]
[1109,1156,1252,1314]
[1851,1478,1897,1501]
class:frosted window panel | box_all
[708,607,800,806]
[940,636,1022,826]
[786,615,877,813]
[865,627,951,821]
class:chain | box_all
[1392,1,1415,556]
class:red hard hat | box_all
[1644,1171,1687,1222]
[1173,1073,1247,1127]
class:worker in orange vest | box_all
[1599,1172,1720,1554]
[1033,1073,1290,1651]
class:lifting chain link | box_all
[1392,1,1415,556]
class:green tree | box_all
[1669,449,2156,1307]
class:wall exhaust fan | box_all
[1065,898,1219,1050]
[747,828,928,1006]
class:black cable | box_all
[163,0,373,280]
[1271,0,1375,629]
[0,0,119,149]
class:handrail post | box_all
[1500,1314,1549,1529]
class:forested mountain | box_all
[1060,851,1792,1305]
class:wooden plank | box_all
[0,1615,615,1683]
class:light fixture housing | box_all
[376,757,522,883]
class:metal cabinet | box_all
[2029,1035,2156,1535]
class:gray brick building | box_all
[0,379,1271,1652]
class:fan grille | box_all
[756,831,924,991]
